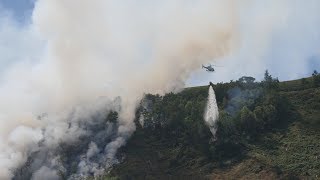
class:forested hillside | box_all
[102,71,320,180]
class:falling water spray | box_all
[204,85,219,137]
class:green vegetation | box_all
[104,70,320,179]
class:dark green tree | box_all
[263,70,279,90]
[239,106,256,134]
[312,70,320,87]
[238,76,256,84]
[107,111,118,123]
[312,70,318,76]
[264,70,273,82]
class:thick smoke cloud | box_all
[0,0,237,179]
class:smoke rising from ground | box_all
[0,0,237,179]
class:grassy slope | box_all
[108,79,320,180]
[211,87,320,179]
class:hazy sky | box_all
[1,0,320,86]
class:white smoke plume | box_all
[31,166,60,180]
[0,0,238,179]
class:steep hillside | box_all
[210,87,320,179]
[102,76,320,180]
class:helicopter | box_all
[202,64,216,72]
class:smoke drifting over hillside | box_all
[1,0,320,178]
[0,0,237,179]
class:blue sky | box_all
[0,0,34,22]
[0,0,320,86]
